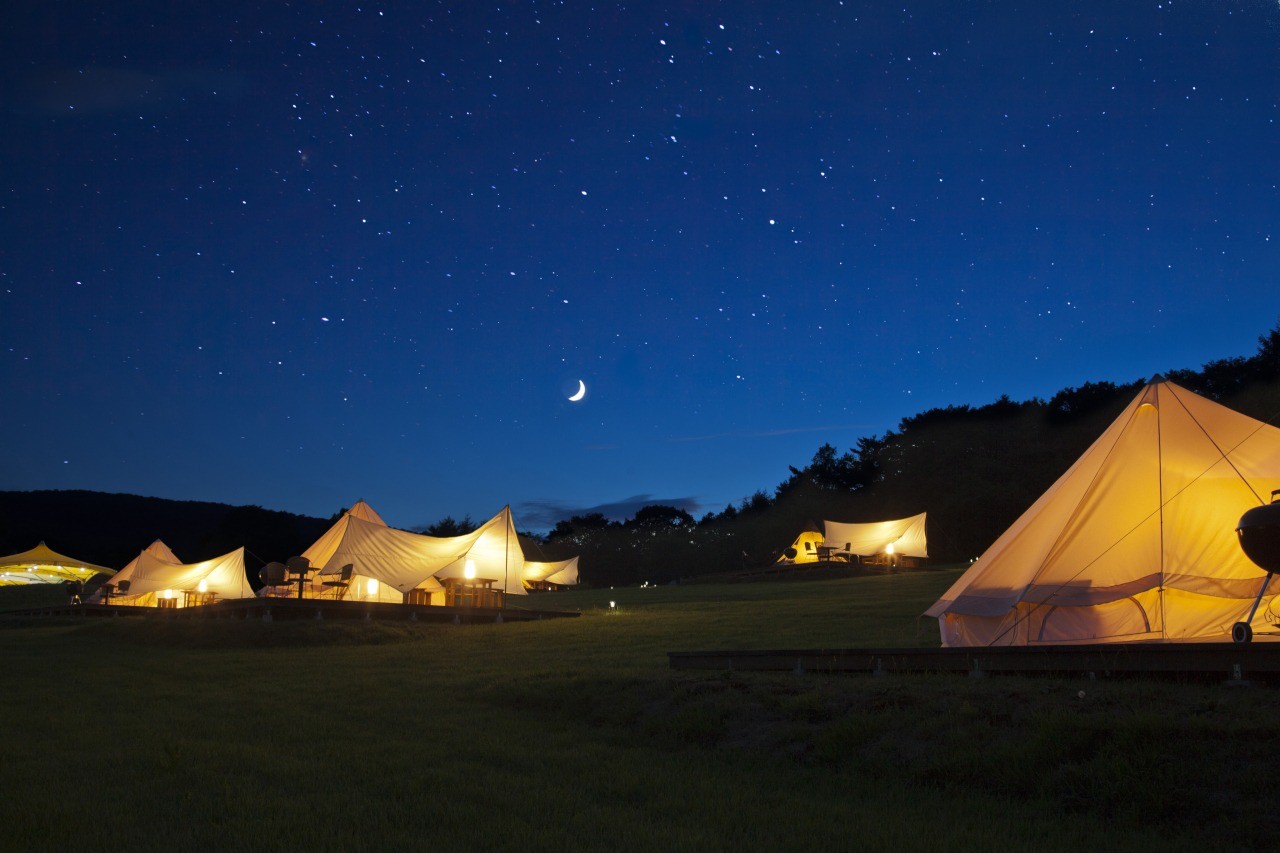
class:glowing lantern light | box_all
[197,578,208,593]
[366,577,378,597]
[464,559,476,580]
[885,543,896,556]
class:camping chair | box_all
[322,564,354,601]
[63,580,83,605]
[116,580,131,598]
[259,561,287,594]
[285,556,312,599]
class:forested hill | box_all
[0,491,330,572]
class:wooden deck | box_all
[669,640,1280,684]
[1,596,580,625]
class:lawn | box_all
[2,568,1277,851]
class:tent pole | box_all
[1156,383,1167,639]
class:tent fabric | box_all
[314,505,530,597]
[776,522,825,564]
[523,557,580,587]
[0,541,115,586]
[927,379,1280,646]
[88,540,179,603]
[824,513,928,559]
[109,547,254,607]
[258,500,391,599]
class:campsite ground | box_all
[2,570,1277,850]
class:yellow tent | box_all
[777,521,825,564]
[0,542,114,586]
[927,377,1280,646]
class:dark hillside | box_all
[0,490,330,572]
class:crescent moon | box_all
[568,380,586,402]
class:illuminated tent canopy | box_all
[0,541,114,586]
[104,546,254,607]
[264,502,579,602]
[523,556,580,589]
[88,540,179,603]
[776,515,927,564]
[307,504,532,601]
[927,378,1280,647]
[825,513,928,560]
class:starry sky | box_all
[2,1,1277,532]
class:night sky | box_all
[2,2,1277,532]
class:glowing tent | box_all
[927,377,1280,646]
[523,556,580,590]
[103,547,253,607]
[88,540,179,603]
[303,505,530,603]
[776,521,825,564]
[258,500,397,599]
[824,513,928,562]
[0,542,114,586]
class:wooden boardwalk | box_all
[1,596,580,625]
[669,640,1280,684]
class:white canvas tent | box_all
[303,504,530,601]
[89,540,179,603]
[824,513,928,561]
[0,541,114,586]
[523,556,580,589]
[104,546,253,607]
[927,378,1280,646]
[258,500,399,599]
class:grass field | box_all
[2,568,1278,851]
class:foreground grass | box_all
[2,568,1277,850]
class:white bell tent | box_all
[927,378,1280,646]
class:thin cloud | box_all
[517,494,704,529]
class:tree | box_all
[626,505,694,528]
[422,515,477,537]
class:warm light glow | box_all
[609,600,616,609]
[885,543,896,556]
[162,589,174,599]
[197,579,208,593]
[1138,402,1157,413]
[464,559,476,580]
[366,577,378,597]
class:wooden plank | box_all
[669,642,1280,682]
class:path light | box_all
[464,558,476,580]
[609,600,616,609]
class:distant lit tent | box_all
[0,542,114,586]
[523,556,580,590]
[88,540,179,603]
[824,513,928,564]
[103,547,253,608]
[776,515,927,565]
[927,377,1280,647]
[304,505,528,603]
[776,521,825,564]
[258,500,395,599]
